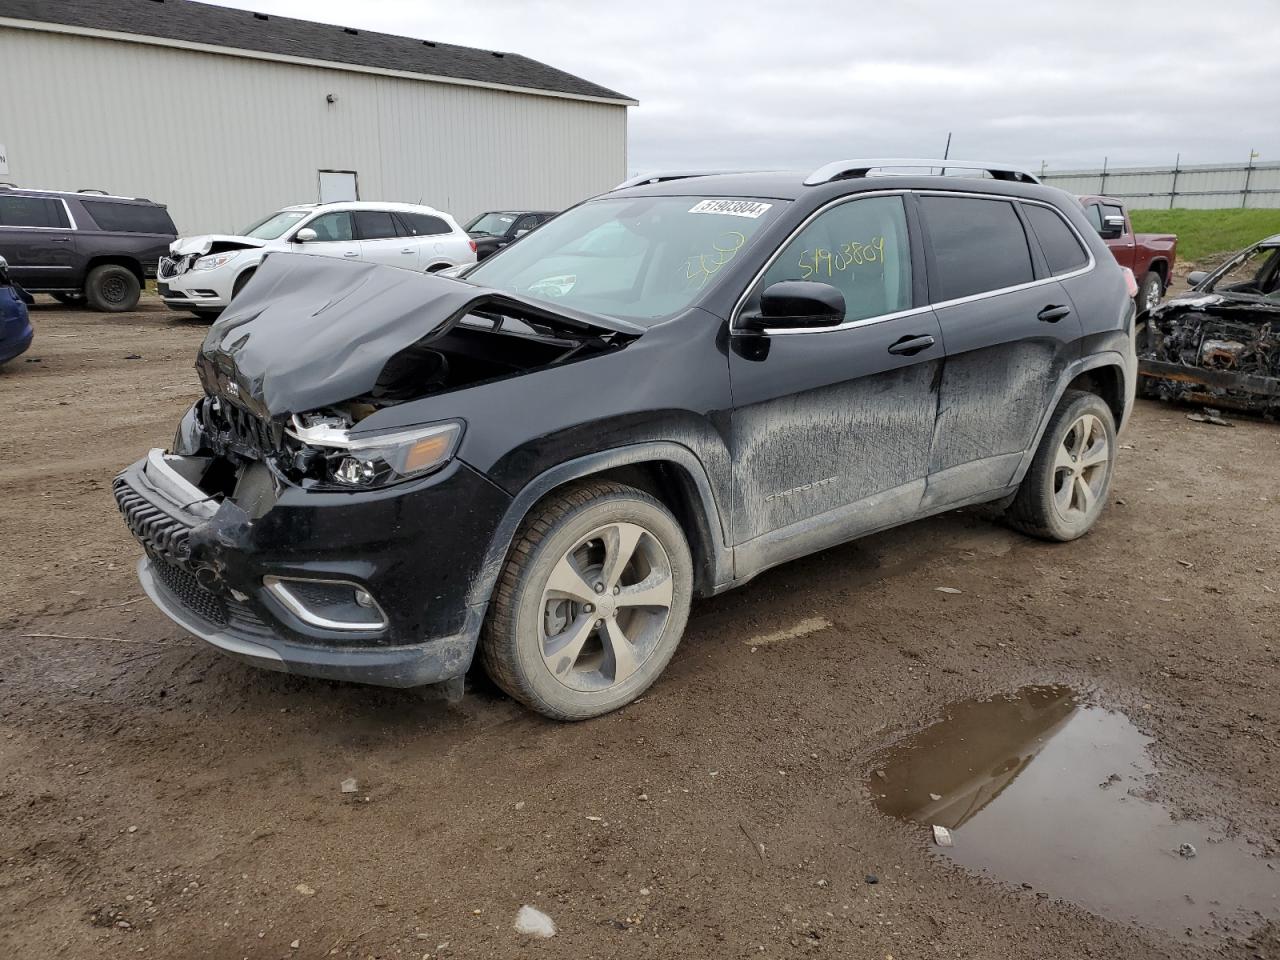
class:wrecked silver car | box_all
[1140,234,1280,413]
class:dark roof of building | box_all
[0,0,635,103]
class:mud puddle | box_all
[869,685,1278,943]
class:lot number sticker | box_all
[688,199,772,219]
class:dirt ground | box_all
[1,295,1278,960]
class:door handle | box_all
[1038,304,1072,323]
[401,248,413,254]
[887,334,936,356]
[49,237,71,243]
[343,251,359,258]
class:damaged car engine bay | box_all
[185,282,636,508]
[1140,237,1280,414]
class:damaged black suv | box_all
[114,159,1136,720]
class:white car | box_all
[157,201,477,317]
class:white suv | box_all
[157,201,476,317]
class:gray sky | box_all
[208,0,1278,176]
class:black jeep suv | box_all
[0,186,177,311]
[113,159,1136,720]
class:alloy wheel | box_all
[538,521,674,692]
[1143,275,1162,311]
[1052,413,1110,522]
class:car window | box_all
[514,215,539,234]
[354,210,400,241]
[399,212,451,236]
[467,212,518,235]
[758,195,913,323]
[304,211,354,242]
[80,199,176,235]
[920,195,1034,301]
[0,195,70,229]
[465,195,786,324]
[1102,204,1126,234]
[1023,204,1089,276]
[1208,245,1280,297]
[1083,204,1104,233]
[242,210,309,239]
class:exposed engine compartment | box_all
[1140,296,1280,414]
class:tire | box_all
[52,291,85,306]
[1005,390,1117,542]
[84,264,141,312]
[230,269,256,301]
[1136,270,1163,315]
[479,480,693,720]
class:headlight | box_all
[288,418,463,489]
[193,251,241,271]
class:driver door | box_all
[727,194,943,571]
[292,211,359,262]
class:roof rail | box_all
[77,188,109,195]
[804,158,1040,186]
[612,170,735,191]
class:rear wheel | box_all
[479,481,693,720]
[84,264,140,312]
[1005,390,1116,541]
[1136,270,1163,315]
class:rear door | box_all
[918,193,1085,507]
[354,209,418,269]
[398,212,464,269]
[728,193,944,567]
[0,194,78,288]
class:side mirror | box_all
[1099,215,1125,240]
[514,229,530,238]
[739,280,846,332]
[1187,270,1209,287]
[293,227,318,243]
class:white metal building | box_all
[0,0,634,234]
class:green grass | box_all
[1128,208,1280,265]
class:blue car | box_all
[0,254,34,365]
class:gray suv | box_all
[0,186,177,311]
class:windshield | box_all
[465,196,785,322]
[239,210,310,240]
[467,212,519,235]
[1202,244,1280,300]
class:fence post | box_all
[1169,153,1180,209]
[1099,156,1108,197]
[1242,149,1257,209]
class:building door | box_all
[318,170,358,204]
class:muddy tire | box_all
[84,264,140,312]
[1005,390,1117,542]
[479,480,693,720]
[1136,270,1163,315]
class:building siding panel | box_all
[0,28,627,233]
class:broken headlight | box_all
[193,251,241,271]
[287,417,464,489]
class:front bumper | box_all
[114,448,511,687]
[138,556,483,686]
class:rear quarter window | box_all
[399,213,451,236]
[1023,204,1089,276]
[80,199,176,235]
[920,195,1034,301]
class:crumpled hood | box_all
[1153,291,1280,319]
[170,234,268,256]
[196,252,642,418]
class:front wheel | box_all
[1005,390,1117,542]
[479,481,693,720]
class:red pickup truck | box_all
[1077,195,1177,315]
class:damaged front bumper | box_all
[113,448,511,687]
